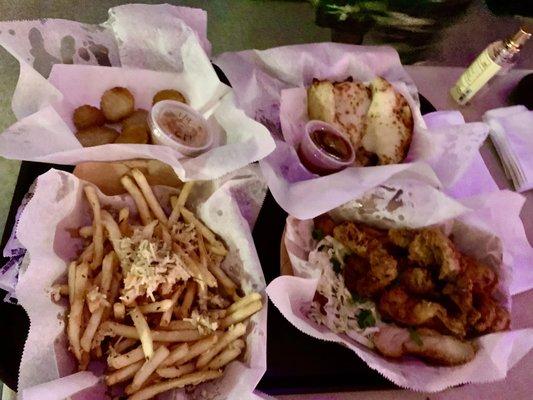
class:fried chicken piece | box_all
[408,228,461,280]
[401,267,435,295]
[336,222,398,297]
[388,228,418,248]
[379,287,466,337]
[461,255,497,293]
[344,249,398,298]
[471,293,510,334]
[313,214,336,237]
[442,273,473,316]
[374,326,476,366]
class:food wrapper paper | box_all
[0,4,275,181]
[267,183,533,392]
[215,43,489,218]
[14,168,267,400]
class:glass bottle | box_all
[450,28,531,105]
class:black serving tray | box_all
[0,64,436,392]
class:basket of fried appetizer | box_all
[268,186,533,392]
[13,165,266,399]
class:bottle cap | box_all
[509,28,531,49]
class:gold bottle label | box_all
[450,49,502,105]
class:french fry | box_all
[51,284,69,301]
[196,323,247,368]
[206,339,245,370]
[67,262,76,306]
[128,370,223,400]
[163,320,195,331]
[80,252,116,352]
[208,244,228,256]
[121,175,152,225]
[175,280,196,318]
[208,263,238,298]
[131,307,154,359]
[119,207,132,236]
[67,262,89,361]
[113,302,125,320]
[162,225,172,248]
[180,207,227,254]
[138,300,174,314]
[105,359,144,386]
[226,292,262,315]
[196,228,217,288]
[109,345,145,370]
[160,286,185,327]
[156,362,195,378]
[168,182,194,225]
[172,244,202,281]
[162,334,218,367]
[220,300,263,329]
[127,345,170,394]
[118,207,129,223]
[78,225,93,238]
[104,322,206,342]
[100,210,122,254]
[131,168,168,226]
[113,337,137,354]
[158,343,188,368]
[84,186,104,269]
[78,242,94,263]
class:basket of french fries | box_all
[14,165,267,399]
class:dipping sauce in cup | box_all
[149,100,213,157]
[297,120,355,175]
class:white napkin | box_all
[483,105,533,192]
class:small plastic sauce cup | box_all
[148,100,212,157]
[297,120,355,175]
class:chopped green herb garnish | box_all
[312,228,324,241]
[408,328,423,347]
[349,290,363,304]
[330,257,342,275]
[357,309,375,329]
[317,244,326,252]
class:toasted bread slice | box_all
[332,81,371,149]
[307,80,335,124]
[361,77,413,165]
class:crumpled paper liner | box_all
[215,43,489,218]
[0,4,275,181]
[15,168,267,400]
[266,185,533,392]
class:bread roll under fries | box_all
[59,170,263,398]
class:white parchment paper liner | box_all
[215,43,489,218]
[267,183,533,392]
[0,4,275,181]
[14,168,267,400]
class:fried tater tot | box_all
[73,105,106,130]
[100,87,135,122]
[152,89,186,105]
[76,126,120,147]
